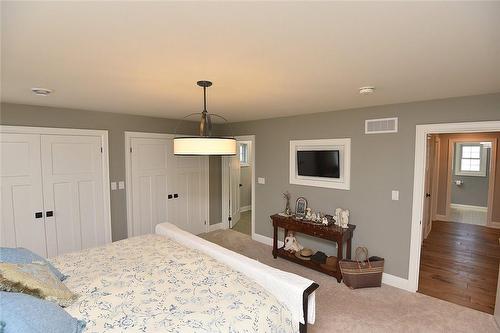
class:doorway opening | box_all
[222,135,255,237]
[411,125,500,314]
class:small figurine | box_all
[305,208,312,220]
[282,191,291,215]
[283,231,303,253]
[334,208,342,226]
[321,217,329,225]
[311,212,317,221]
[340,209,350,228]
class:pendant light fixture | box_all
[174,81,237,156]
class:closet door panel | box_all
[41,135,105,257]
[173,155,208,235]
[130,138,169,237]
[0,133,47,256]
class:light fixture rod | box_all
[203,86,207,112]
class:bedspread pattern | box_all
[50,234,296,333]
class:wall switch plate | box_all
[392,190,399,201]
[257,177,266,184]
[118,181,125,190]
[111,182,117,191]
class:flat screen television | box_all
[297,150,340,178]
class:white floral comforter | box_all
[50,234,296,333]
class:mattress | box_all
[50,234,297,333]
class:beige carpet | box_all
[199,229,500,333]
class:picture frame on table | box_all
[295,197,308,218]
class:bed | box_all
[49,223,318,333]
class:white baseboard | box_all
[208,222,224,232]
[240,205,251,213]
[382,273,413,292]
[252,233,284,248]
[450,203,487,212]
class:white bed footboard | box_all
[155,222,317,328]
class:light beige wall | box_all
[219,93,500,279]
[0,102,198,241]
[240,166,252,208]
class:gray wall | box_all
[451,147,490,207]
[220,93,500,279]
[0,102,199,241]
[209,156,222,225]
[240,166,252,208]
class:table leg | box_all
[337,239,343,260]
[336,239,344,283]
[273,225,278,259]
[347,236,352,260]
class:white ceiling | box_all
[2,1,500,122]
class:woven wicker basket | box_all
[339,247,384,289]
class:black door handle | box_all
[425,193,431,198]
[46,211,54,217]
[168,194,173,199]
[35,212,43,219]
[173,194,179,198]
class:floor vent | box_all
[365,117,398,134]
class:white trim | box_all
[382,273,412,291]
[450,203,488,212]
[208,222,224,232]
[289,138,351,190]
[252,233,284,248]
[409,121,500,293]
[240,205,251,213]
[0,125,112,243]
[124,131,209,238]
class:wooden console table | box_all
[271,214,356,283]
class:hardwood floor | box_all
[418,220,500,314]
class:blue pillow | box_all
[0,292,85,333]
[0,248,67,281]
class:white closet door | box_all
[172,152,208,235]
[229,154,241,226]
[130,137,169,237]
[41,135,105,257]
[0,133,47,257]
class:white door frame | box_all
[408,120,500,292]
[221,135,255,237]
[0,125,112,243]
[124,131,210,237]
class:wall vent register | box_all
[365,117,398,134]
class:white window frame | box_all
[289,138,351,190]
[239,141,251,167]
[454,142,488,177]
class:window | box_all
[239,142,250,167]
[454,142,488,177]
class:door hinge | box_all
[204,221,207,225]
[130,147,132,153]
[100,147,103,153]
[420,220,422,225]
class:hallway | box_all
[418,220,500,314]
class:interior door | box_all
[0,133,47,257]
[41,134,106,257]
[170,143,208,235]
[422,135,435,240]
[130,137,169,237]
[229,153,241,227]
